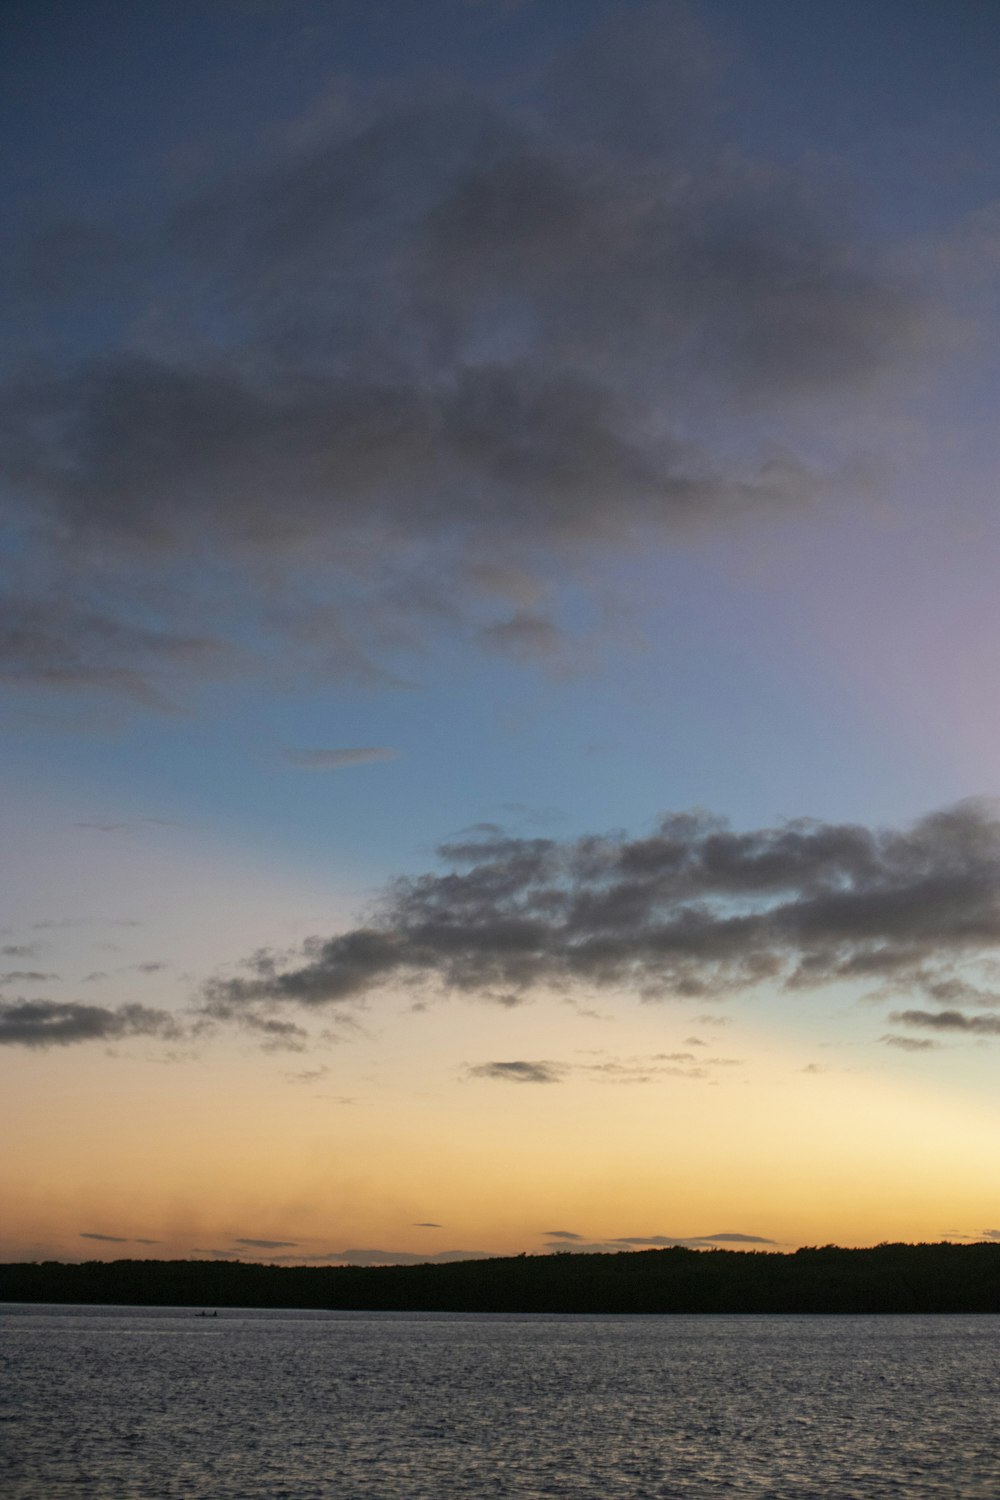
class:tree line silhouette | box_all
[4,1242,1000,1314]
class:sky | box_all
[4,0,1000,1266]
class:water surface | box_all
[3,1305,998,1497]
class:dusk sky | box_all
[4,0,1000,1266]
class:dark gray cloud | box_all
[0,5,923,704]
[0,999,182,1048]
[205,800,1000,1022]
[544,1229,583,1240]
[0,971,58,984]
[467,1059,563,1083]
[281,746,400,770]
[414,1222,443,1228]
[888,1009,1000,1034]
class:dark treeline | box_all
[5,1243,1000,1314]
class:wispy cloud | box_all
[315,1247,494,1267]
[280,747,400,770]
[232,1237,299,1250]
[467,1060,563,1084]
[0,4,924,706]
[544,1230,775,1252]
[880,1033,940,1051]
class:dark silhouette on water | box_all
[4,1242,1000,1314]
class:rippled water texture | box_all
[3,1305,999,1498]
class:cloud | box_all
[316,1247,493,1266]
[467,1059,563,1083]
[75,818,181,833]
[285,1065,328,1085]
[879,1033,940,1051]
[0,5,924,705]
[579,1053,708,1083]
[80,1232,129,1243]
[0,971,58,984]
[206,800,1000,1023]
[477,612,565,664]
[232,1237,299,1250]
[888,1009,1000,1034]
[414,1222,443,1228]
[0,999,183,1048]
[703,1233,774,1244]
[280,746,400,770]
[544,1230,775,1252]
[544,1230,582,1240]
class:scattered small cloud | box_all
[285,1065,329,1085]
[543,1230,582,1240]
[704,1233,775,1244]
[317,1247,493,1266]
[467,1060,564,1084]
[232,1237,300,1250]
[280,747,400,771]
[413,1222,443,1228]
[80,1232,129,1243]
[880,1033,940,1051]
[544,1230,775,1252]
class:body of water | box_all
[2,1304,998,1498]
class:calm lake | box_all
[2,1304,998,1498]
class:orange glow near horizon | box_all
[5,993,1000,1264]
